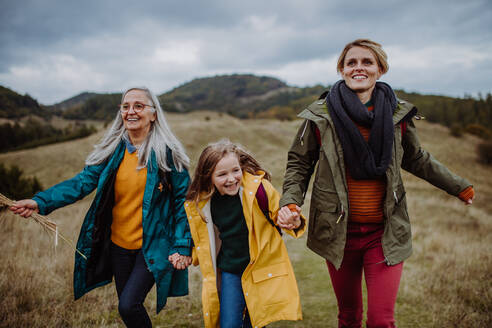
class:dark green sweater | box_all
[211,192,250,274]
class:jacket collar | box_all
[298,96,417,126]
[193,171,265,211]
[393,99,418,124]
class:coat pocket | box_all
[309,188,340,244]
[251,262,288,283]
[310,206,339,245]
[251,262,290,306]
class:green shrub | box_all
[477,141,492,165]
[450,123,464,137]
[0,163,43,199]
[465,124,492,139]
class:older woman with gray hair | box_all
[10,87,192,327]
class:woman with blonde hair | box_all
[11,87,192,327]
[279,39,474,327]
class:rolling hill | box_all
[2,73,492,135]
[0,86,56,119]
[49,92,98,112]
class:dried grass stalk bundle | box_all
[0,192,87,260]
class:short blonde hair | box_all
[336,39,389,75]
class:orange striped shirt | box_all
[347,104,386,223]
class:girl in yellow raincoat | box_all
[182,140,305,327]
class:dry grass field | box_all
[0,111,491,327]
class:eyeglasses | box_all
[119,102,155,113]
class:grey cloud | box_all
[0,0,491,103]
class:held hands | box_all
[9,199,39,218]
[277,205,301,230]
[168,252,192,270]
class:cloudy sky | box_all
[1,0,491,104]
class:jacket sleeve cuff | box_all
[279,197,302,209]
[170,246,191,257]
[171,238,193,256]
[282,213,307,238]
[32,195,48,215]
[458,186,474,202]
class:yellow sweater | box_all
[111,149,147,249]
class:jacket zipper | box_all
[336,204,345,224]
[299,120,309,146]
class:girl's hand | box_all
[168,253,192,270]
[10,199,39,218]
[277,205,301,230]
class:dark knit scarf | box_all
[327,80,397,180]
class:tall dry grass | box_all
[0,112,490,327]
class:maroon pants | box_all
[327,223,403,328]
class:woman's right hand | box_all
[10,199,39,218]
[277,205,301,230]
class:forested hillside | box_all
[58,75,492,136]
[0,86,57,119]
[0,86,98,152]
[395,90,492,132]
[159,74,292,117]
[62,93,121,121]
[2,74,491,147]
[49,92,98,111]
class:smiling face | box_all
[341,46,382,102]
[120,89,156,137]
[211,153,243,196]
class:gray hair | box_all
[85,87,189,172]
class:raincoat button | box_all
[197,246,200,250]
[249,191,253,195]
[185,203,189,207]
[203,278,207,282]
[254,179,258,183]
[149,259,154,264]
[245,292,249,296]
[268,273,272,277]
[205,313,209,316]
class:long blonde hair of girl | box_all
[186,139,271,207]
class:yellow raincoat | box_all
[184,171,305,327]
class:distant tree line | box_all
[257,89,492,133]
[0,118,97,152]
[0,163,43,200]
[2,77,491,149]
[396,90,492,136]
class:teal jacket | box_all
[33,141,191,312]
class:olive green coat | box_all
[279,98,471,269]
